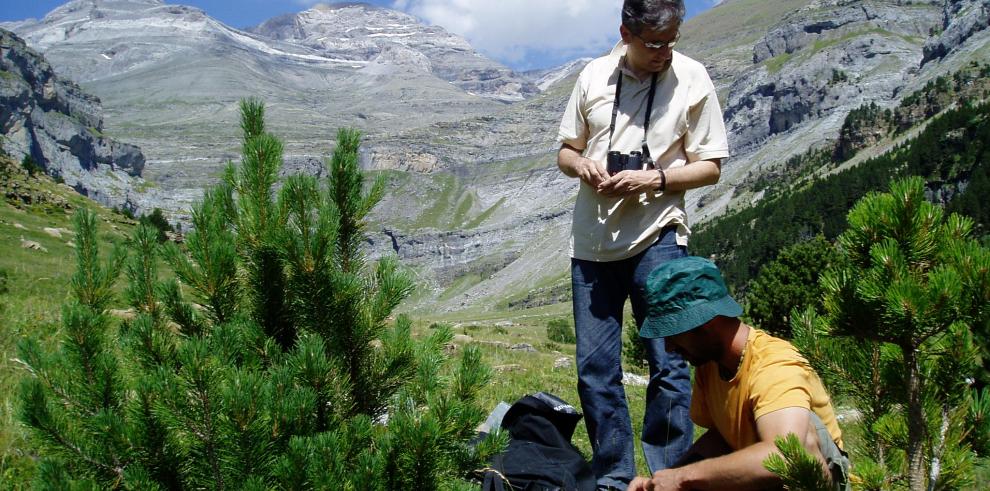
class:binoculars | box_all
[606,150,653,176]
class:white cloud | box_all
[392,0,622,67]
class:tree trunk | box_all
[927,404,950,491]
[904,344,927,491]
[871,345,886,465]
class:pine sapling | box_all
[763,433,832,491]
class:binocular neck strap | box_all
[608,70,660,159]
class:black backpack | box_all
[481,392,595,491]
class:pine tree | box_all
[746,235,836,338]
[763,434,832,491]
[17,100,503,489]
[17,209,130,488]
[784,177,989,490]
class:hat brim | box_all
[639,295,743,339]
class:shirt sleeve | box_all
[683,74,729,162]
[750,360,814,421]
[557,69,589,150]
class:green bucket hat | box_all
[640,256,742,339]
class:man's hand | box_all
[628,476,652,491]
[597,169,660,197]
[557,143,608,187]
[626,469,689,491]
[573,156,609,188]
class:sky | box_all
[0,0,721,71]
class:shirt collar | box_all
[609,42,641,80]
[609,40,627,57]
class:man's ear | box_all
[619,24,633,43]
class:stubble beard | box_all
[652,57,672,74]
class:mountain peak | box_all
[247,4,538,101]
[311,2,383,13]
[48,0,165,17]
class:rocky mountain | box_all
[246,3,538,102]
[924,0,990,63]
[690,0,990,223]
[677,0,818,95]
[0,27,164,213]
[0,0,514,219]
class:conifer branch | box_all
[762,433,831,491]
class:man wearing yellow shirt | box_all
[629,256,851,491]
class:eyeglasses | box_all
[635,31,680,50]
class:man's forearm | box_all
[675,441,782,490]
[675,430,732,466]
[663,159,720,192]
[557,144,587,178]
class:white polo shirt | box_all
[558,42,729,262]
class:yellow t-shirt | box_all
[690,329,844,450]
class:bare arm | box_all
[598,159,721,198]
[557,143,608,187]
[672,429,733,467]
[627,407,821,491]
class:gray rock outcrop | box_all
[1,27,152,213]
[923,0,990,64]
[690,0,990,223]
[727,0,941,157]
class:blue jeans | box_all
[571,228,693,489]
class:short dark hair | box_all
[622,0,686,34]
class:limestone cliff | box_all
[0,27,155,213]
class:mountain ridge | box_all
[3,0,989,315]
[1,0,528,220]
[245,2,538,102]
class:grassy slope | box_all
[0,155,137,485]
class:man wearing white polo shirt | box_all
[556,1,729,488]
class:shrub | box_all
[789,177,990,489]
[622,317,648,369]
[20,155,42,176]
[745,235,836,338]
[546,318,576,344]
[137,208,173,243]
